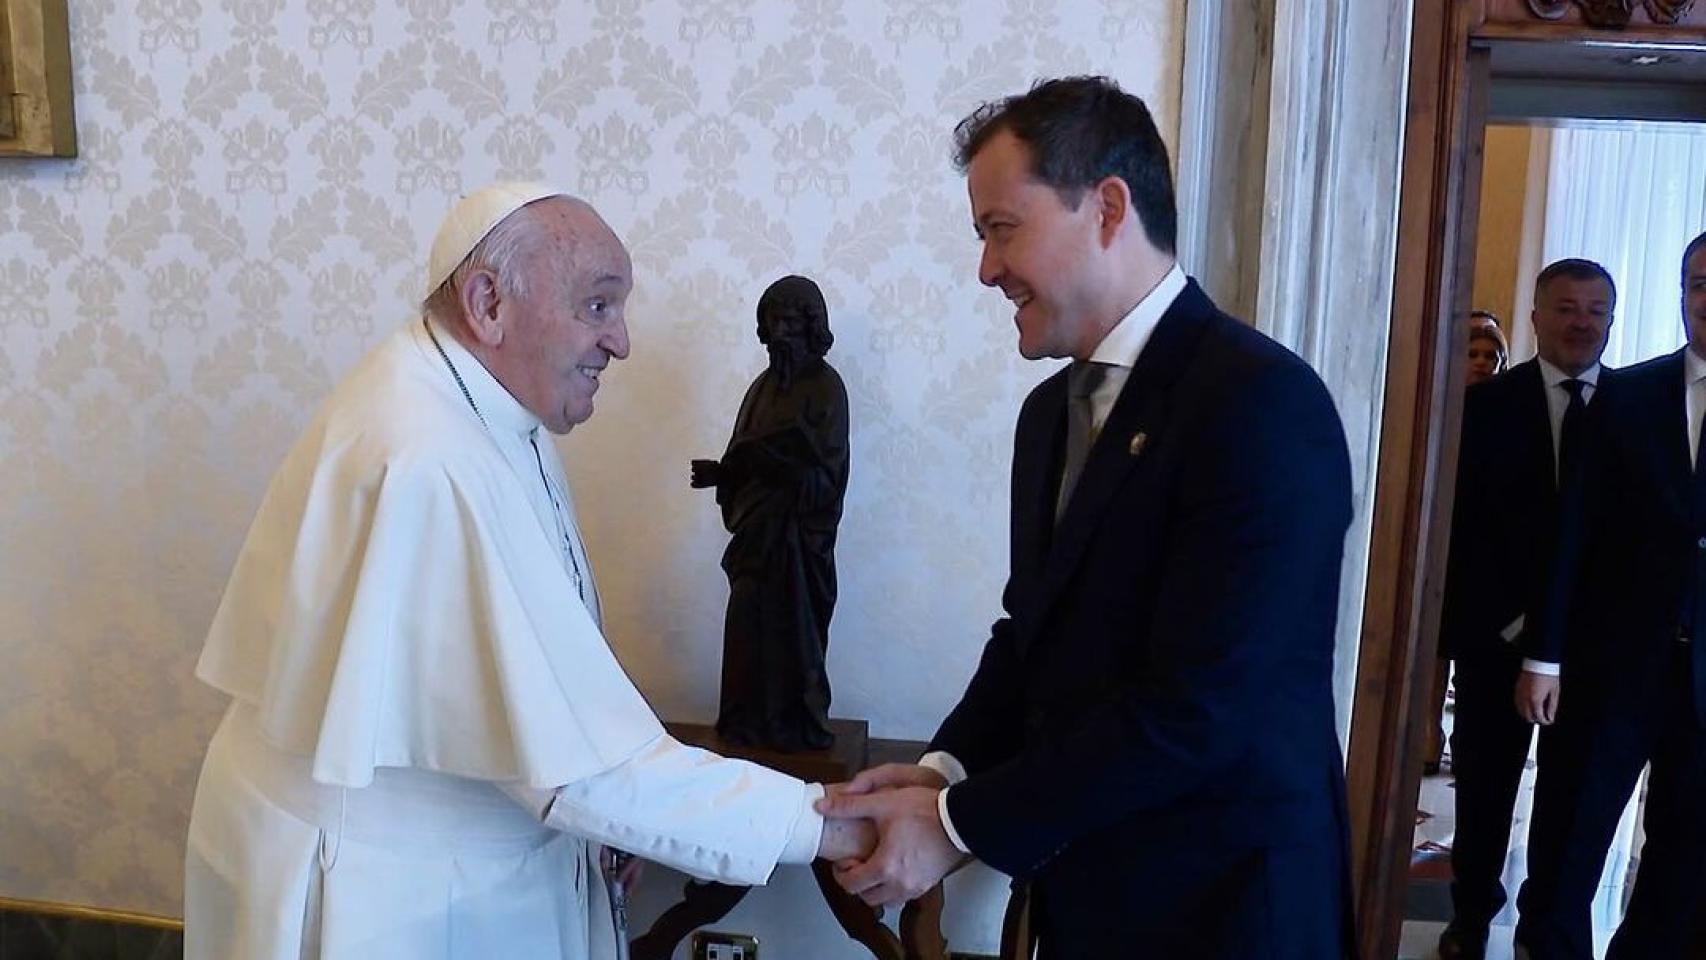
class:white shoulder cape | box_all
[196,325,663,789]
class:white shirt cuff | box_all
[935,787,972,855]
[918,750,967,786]
[1522,659,1561,676]
[779,782,826,864]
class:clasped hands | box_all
[812,763,971,908]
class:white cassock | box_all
[184,318,823,960]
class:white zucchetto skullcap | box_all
[425,181,569,297]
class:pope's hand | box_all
[816,812,877,861]
[815,786,967,907]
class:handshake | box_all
[811,763,973,908]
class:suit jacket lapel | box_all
[1509,360,1555,499]
[1029,282,1215,632]
[1011,370,1068,625]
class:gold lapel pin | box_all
[1129,431,1148,457]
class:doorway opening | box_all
[1354,10,1706,957]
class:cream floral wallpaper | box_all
[0,0,1183,937]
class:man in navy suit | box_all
[1436,259,1616,960]
[1514,230,1706,960]
[817,76,1356,957]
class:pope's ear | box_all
[459,269,505,347]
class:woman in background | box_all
[1465,310,1510,386]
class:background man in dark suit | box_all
[1514,231,1706,960]
[1436,260,1616,960]
[816,76,1356,958]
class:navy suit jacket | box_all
[929,280,1355,955]
[1439,360,1560,662]
[1528,349,1706,728]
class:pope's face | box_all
[504,201,633,433]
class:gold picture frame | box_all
[0,0,75,157]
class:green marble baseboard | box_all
[0,900,181,960]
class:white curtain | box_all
[1510,122,1706,369]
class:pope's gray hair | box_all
[421,204,548,321]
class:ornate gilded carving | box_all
[1526,0,1697,24]
[1645,0,1697,22]
[1578,0,1635,26]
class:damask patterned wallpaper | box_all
[0,0,1182,925]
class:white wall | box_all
[0,0,1184,951]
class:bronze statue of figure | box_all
[691,276,850,752]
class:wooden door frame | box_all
[1345,1,1706,956]
[1345,5,1486,956]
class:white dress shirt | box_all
[1536,356,1602,480]
[1078,264,1188,436]
[921,264,1188,855]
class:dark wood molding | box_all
[1648,0,1702,22]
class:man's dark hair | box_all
[952,75,1177,255]
[1682,230,1706,287]
[1534,258,1617,309]
[757,274,833,357]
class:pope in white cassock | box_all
[183,183,873,959]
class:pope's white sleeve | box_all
[498,734,823,887]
